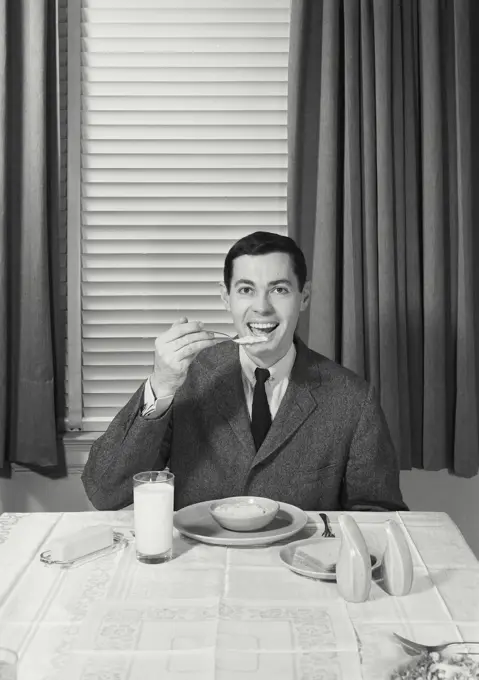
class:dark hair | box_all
[223,231,307,292]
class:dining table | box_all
[0,509,478,679]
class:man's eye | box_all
[238,286,253,295]
[273,286,289,294]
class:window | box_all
[66,0,291,433]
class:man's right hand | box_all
[150,317,223,398]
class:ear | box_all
[219,282,231,311]
[300,281,311,312]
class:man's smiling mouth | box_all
[246,322,279,337]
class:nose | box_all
[252,291,274,314]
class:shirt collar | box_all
[239,342,297,386]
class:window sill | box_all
[61,431,99,471]
[9,432,98,475]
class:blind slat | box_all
[82,93,287,109]
[82,225,282,240]
[83,269,227,282]
[83,254,233,267]
[84,67,287,82]
[83,111,286,124]
[83,296,225,311]
[82,140,287,154]
[85,352,158,365]
[83,310,231,324]
[82,9,289,23]
[82,196,286,210]
[84,384,147,396]
[83,156,287,170]
[84,0,289,8]
[82,168,287,182]
[82,24,289,39]
[82,37,289,53]
[83,82,287,96]
[84,366,155,380]
[82,183,287,197]
[83,282,226,295]
[83,53,288,67]
[82,212,287,226]
[82,124,287,139]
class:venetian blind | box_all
[69,0,290,432]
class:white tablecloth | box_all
[0,510,478,680]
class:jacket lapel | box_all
[208,344,256,456]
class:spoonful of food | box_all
[212,331,269,346]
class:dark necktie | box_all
[251,368,272,451]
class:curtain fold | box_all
[0,0,61,473]
[288,0,479,476]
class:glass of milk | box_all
[133,470,175,564]
[0,648,17,680]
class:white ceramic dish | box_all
[279,537,382,581]
[174,501,308,547]
[209,496,279,531]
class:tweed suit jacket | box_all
[82,337,407,512]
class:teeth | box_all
[249,323,277,329]
[247,322,278,339]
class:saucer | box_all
[279,536,382,581]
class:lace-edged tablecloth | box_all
[0,510,477,680]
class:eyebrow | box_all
[234,278,293,287]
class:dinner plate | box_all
[173,500,308,547]
[279,537,382,581]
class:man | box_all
[82,231,407,512]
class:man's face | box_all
[220,252,310,367]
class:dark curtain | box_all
[288,0,479,476]
[0,0,64,474]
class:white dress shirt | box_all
[238,343,296,419]
[141,343,297,420]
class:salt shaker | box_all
[382,519,413,596]
[336,514,372,602]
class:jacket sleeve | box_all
[81,383,173,510]
[341,384,409,512]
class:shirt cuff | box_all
[141,377,174,419]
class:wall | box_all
[400,469,479,557]
[1,464,477,558]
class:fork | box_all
[393,632,479,655]
[319,513,335,538]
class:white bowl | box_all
[209,496,279,532]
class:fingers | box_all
[172,316,189,327]
[171,330,215,351]
[175,338,225,361]
[164,320,206,342]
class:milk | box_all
[134,482,174,558]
